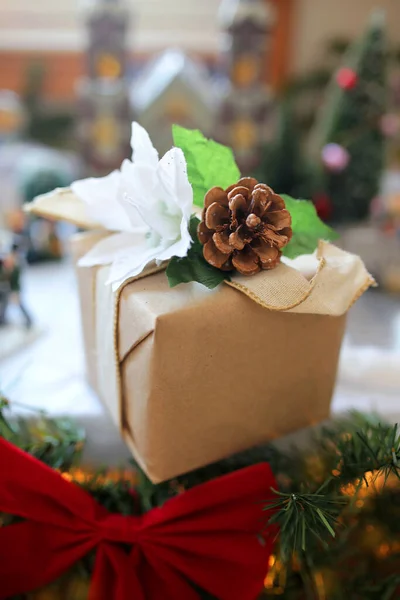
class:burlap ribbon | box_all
[27,188,102,229]
[229,241,374,315]
[27,188,375,317]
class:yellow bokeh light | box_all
[96,53,122,79]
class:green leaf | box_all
[166,255,227,289]
[172,125,240,207]
[188,213,201,245]
[281,194,339,259]
[166,215,229,289]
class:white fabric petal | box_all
[156,147,193,218]
[71,123,193,289]
[131,122,159,168]
[71,171,133,232]
[120,160,178,241]
[120,159,156,204]
[178,213,193,254]
[156,216,192,261]
[78,231,148,267]
[71,171,119,207]
[115,171,150,233]
[107,242,166,291]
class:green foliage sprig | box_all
[0,395,84,471]
[166,215,229,289]
[282,195,338,259]
[265,487,346,560]
[172,126,240,207]
[263,417,400,572]
[336,421,400,485]
[169,126,338,289]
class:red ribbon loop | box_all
[0,438,277,600]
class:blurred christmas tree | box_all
[256,99,312,198]
[308,10,387,223]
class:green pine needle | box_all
[264,487,347,559]
[336,421,400,485]
[0,396,85,471]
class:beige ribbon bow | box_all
[27,187,375,317]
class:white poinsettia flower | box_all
[71,122,193,290]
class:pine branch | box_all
[79,470,140,516]
[0,395,85,471]
[264,486,347,560]
[335,421,400,485]
[346,573,400,600]
[264,418,399,562]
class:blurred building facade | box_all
[216,0,276,172]
[3,0,400,101]
[131,49,216,157]
[74,0,278,172]
[1,0,400,173]
[28,0,278,173]
[77,0,132,174]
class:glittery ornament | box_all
[321,143,350,173]
[313,193,333,221]
[336,67,358,90]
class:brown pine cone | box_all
[198,177,292,276]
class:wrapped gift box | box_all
[29,190,373,483]
[71,232,372,482]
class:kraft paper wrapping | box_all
[70,232,374,483]
[30,189,375,482]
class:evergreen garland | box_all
[1,396,399,599]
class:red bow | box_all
[0,438,277,600]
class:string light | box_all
[61,468,137,486]
[264,555,287,594]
